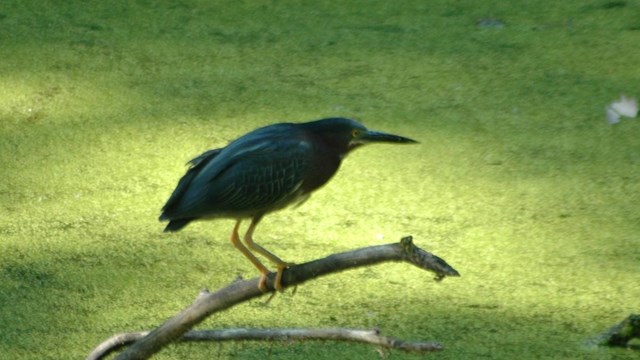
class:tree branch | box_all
[87,327,444,359]
[89,236,459,360]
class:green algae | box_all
[0,1,639,359]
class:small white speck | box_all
[606,94,638,124]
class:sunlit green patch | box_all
[1,1,639,359]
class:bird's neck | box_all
[300,139,343,193]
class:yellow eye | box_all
[351,129,361,137]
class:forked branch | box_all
[88,236,459,360]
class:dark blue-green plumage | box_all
[159,117,416,291]
[160,117,416,231]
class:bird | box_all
[159,117,417,292]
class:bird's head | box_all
[301,117,417,157]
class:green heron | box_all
[160,117,416,291]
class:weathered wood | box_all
[88,327,444,359]
[87,236,458,360]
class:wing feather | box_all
[161,126,312,220]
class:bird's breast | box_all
[300,149,342,193]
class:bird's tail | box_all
[162,218,194,232]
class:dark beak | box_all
[360,130,417,144]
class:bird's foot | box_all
[261,265,297,304]
[274,262,295,292]
[274,264,287,292]
[256,267,289,293]
[258,273,269,293]
[257,263,294,293]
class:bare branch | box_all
[88,332,148,360]
[87,328,443,359]
[90,236,458,360]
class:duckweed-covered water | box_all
[1,1,638,359]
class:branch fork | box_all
[88,236,459,360]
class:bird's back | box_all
[160,123,334,230]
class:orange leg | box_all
[230,219,269,292]
[243,216,292,292]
